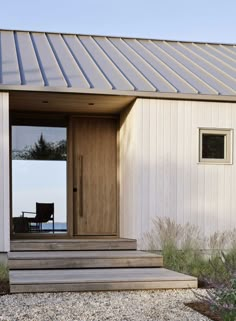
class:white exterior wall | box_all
[120,98,236,249]
[0,93,10,253]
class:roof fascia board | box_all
[2,86,236,103]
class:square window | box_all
[202,134,225,159]
[199,128,233,164]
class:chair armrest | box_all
[21,211,36,217]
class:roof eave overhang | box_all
[1,85,236,103]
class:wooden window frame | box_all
[198,128,233,164]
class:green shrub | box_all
[143,217,236,283]
[195,253,236,321]
[0,264,9,294]
[144,218,236,320]
[0,264,8,282]
[143,217,206,278]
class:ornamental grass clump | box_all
[144,217,236,320]
[194,252,236,321]
[143,217,206,278]
[0,264,9,295]
[0,264,8,282]
[203,230,236,284]
[143,217,236,284]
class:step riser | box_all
[9,257,163,269]
[11,240,137,251]
[10,280,198,293]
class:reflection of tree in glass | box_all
[14,134,67,160]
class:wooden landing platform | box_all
[10,238,137,251]
[8,250,163,269]
[10,268,198,293]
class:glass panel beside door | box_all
[11,125,67,234]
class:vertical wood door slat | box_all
[73,117,117,236]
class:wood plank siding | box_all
[119,98,236,249]
[0,93,10,252]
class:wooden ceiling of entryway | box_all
[10,91,135,114]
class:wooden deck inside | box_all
[10,268,197,293]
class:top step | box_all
[10,238,137,251]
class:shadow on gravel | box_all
[185,302,222,321]
[0,281,10,296]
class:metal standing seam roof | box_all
[1,29,236,98]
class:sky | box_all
[12,126,66,150]
[0,0,236,43]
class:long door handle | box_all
[79,155,83,217]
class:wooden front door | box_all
[72,117,117,236]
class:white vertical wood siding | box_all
[0,93,10,252]
[120,98,236,249]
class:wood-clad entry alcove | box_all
[9,91,131,239]
[10,112,119,239]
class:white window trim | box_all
[198,128,233,165]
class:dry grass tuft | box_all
[143,217,236,283]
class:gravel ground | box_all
[0,289,210,321]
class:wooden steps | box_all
[10,268,198,293]
[8,250,163,269]
[9,239,198,293]
[10,238,136,251]
[8,250,163,270]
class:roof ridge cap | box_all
[0,28,235,46]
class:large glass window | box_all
[12,125,67,234]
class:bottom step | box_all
[10,268,198,293]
